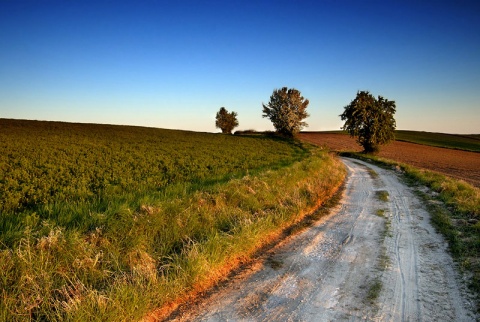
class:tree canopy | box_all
[262,87,309,137]
[215,107,239,134]
[340,91,396,153]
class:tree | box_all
[340,91,396,153]
[262,87,309,137]
[215,107,239,134]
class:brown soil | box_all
[299,133,480,187]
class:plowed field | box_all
[299,132,480,187]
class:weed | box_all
[368,169,379,179]
[366,279,383,303]
[376,190,389,202]
[378,252,390,271]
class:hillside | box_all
[395,130,480,152]
[0,118,346,321]
[0,119,306,216]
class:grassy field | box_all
[0,119,346,321]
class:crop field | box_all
[395,130,480,152]
[299,131,480,187]
[0,119,305,216]
[0,119,345,320]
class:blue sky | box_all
[1,0,479,133]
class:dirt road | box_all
[168,158,477,321]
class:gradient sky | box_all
[1,0,479,134]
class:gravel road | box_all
[168,158,477,321]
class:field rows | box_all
[0,119,346,321]
[299,132,480,187]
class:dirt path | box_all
[167,158,477,321]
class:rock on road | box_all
[168,158,477,321]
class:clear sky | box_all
[1,0,479,134]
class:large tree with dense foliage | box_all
[215,107,239,134]
[262,87,309,137]
[340,91,396,153]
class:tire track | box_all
[166,158,477,321]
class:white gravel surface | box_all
[168,158,477,321]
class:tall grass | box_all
[0,146,345,321]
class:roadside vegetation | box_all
[0,119,346,321]
[367,168,390,307]
[340,152,480,308]
[375,190,389,202]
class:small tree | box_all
[215,107,239,134]
[262,87,309,137]
[340,91,396,153]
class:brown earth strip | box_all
[299,133,480,187]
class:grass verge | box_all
[340,152,480,310]
[0,147,346,321]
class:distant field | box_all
[299,131,480,187]
[395,130,480,152]
[303,130,480,152]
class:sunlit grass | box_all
[0,120,346,320]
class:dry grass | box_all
[0,146,346,321]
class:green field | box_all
[0,119,305,220]
[303,130,480,152]
[0,119,345,321]
[395,130,480,152]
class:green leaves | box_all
[262,87,309,137]
[340,91,396,153]
[215,107,239,134]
